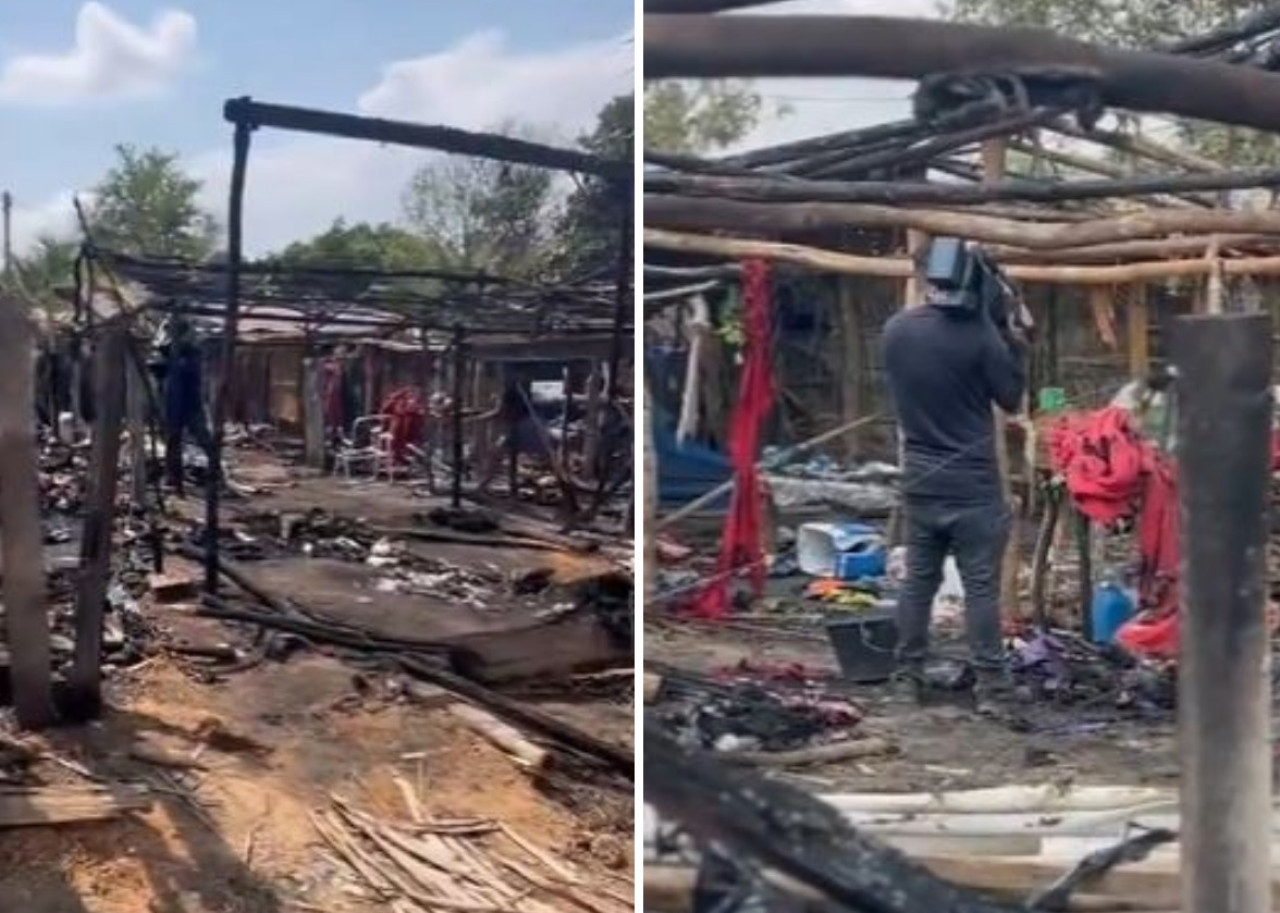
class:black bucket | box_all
[826,609,900,684]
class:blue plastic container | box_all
[1090,582,1135,644]
[835,544,887,581]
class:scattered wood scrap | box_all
[0,785,152,828]
[312,795,631,913]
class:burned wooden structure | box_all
[644,4,1280,911]
[209,98,634,593]
[3,97,633,731]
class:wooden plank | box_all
[0,298,54,728]
[68,320,128,719]
[0,786,152,828]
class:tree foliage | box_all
[644,79,769,154]
[87,144,218,259]
[401,122,556,277]
[272,218,441,271]
[949,0,1276,165]
[3,236,79,315]
[555,93,635,280]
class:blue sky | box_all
[0,1,633,253]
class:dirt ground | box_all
[1,454,634,912]
[647,620,1180,794]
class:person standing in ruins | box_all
[881,245,1028,709]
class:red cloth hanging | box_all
[692,259,775,619]
[379,387,425,464]
[1047,406,1179,657]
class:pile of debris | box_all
[314,794,632,913]
[647,662,888,766]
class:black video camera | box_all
[923,236,1029,338]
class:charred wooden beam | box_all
[68,320,127,719]
[645,718,1020,913]
[1046,119,1221,172]
[0,300,54,729]
[645,165,1280,206]
[1165,3,1280,55]
[204,122,252,595]
[224,97,630,180]
[644,195,1280,250]
[644,14,1280,133]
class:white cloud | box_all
[0,2,196,106]
[12,28,631,256]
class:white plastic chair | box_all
[333,414,394,482]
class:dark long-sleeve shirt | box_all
[882,304,1026,504]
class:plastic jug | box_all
[1091,582,1135,644]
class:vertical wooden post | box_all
[1127,284,1150,379]
[127,343,147,506]
[205,121,254,594]
[644,383,658,605]
[1,191,12,277]
[583,360,603,478]
[451,324,465,509]
[68,320,127,719]
[0,298,55,728]
[836,277,864,462]
[888,230,929,547]
[979,138,1022,617]
[1173,312,1272,913]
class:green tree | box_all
[2,236,78,315]
[273,218,441,271]
[555,93,635,279]
[949,0,1275,166]
[87,144,218,259]
[644,79,771,154]
[401,121,556,277]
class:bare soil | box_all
[1,458,634,912]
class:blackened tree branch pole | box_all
[1172,313,1273,913]
[204,121,253,594]
[69,319,127,719]
[644,14,1280,134]
[222,98,629,181]
[645,164,1280,206]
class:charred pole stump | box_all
[1172,313,1272,913]
[451,324,466,509]
[68,319,127,719]
[204,120,253,594]
[0,299,55,728]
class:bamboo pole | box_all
[643,228,1280,285]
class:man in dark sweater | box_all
[882,290,1028,692]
